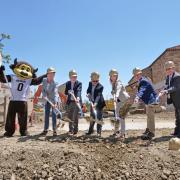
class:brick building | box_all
[126,45,180,109]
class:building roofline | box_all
[144,45,180,69]
[128,45,180,84]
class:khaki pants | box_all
[146,105,155,134]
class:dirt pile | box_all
[0,126,179,180]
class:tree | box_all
[0,33,11,64]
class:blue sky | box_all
[1,0,180,99]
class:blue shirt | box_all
[136,77,157,105]
[42,78,59,104]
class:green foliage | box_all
[0,33,11,64]
[84,100,91,112]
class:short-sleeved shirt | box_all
[10,75,32,101]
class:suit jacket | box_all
[136,77,157,105]
[65,80,82,105]
[87,82,106,109]
[165,72,180,108]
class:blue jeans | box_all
[44,102,57,131]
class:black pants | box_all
[5,101,28,136]
[88,107,103,134]
[175,107,180,134]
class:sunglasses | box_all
[71,76,77,79]
[92,80,99,83]
[135,74,141,77]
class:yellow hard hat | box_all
[165,61,175,69]
[133,67,142,76]
[91,72,100,81]
[47,67,56,73]
[69,69,77,78]
[109,69,118,77]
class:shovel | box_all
[88,99,104,125]
[68,90,84,118]
[111,94,121,123]
[44,97,73,128]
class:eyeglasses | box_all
[92,80,99,83]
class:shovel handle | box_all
[69,91,84,117]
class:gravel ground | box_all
[0,113,179,180]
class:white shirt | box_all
[10,75,32,101]
[91,85,96,102]
[168,75,173,87]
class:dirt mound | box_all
[0,127,180,180]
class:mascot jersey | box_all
[10,74,32,101]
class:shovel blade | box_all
[89,118,104,125]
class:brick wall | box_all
[151,50,180,84]
[126,47,180,110]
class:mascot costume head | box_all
[9,58,38,79]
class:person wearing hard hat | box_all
[41,67,59,136]
[65,70,82,135]
[86,72,106,136]
[109,69,130,138]
[133,67,158,140]
[159,61,180,137]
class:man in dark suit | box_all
[133,68,158,140]
[159,61,180,137]
[86,72,106,136]
[65,70,82,135]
